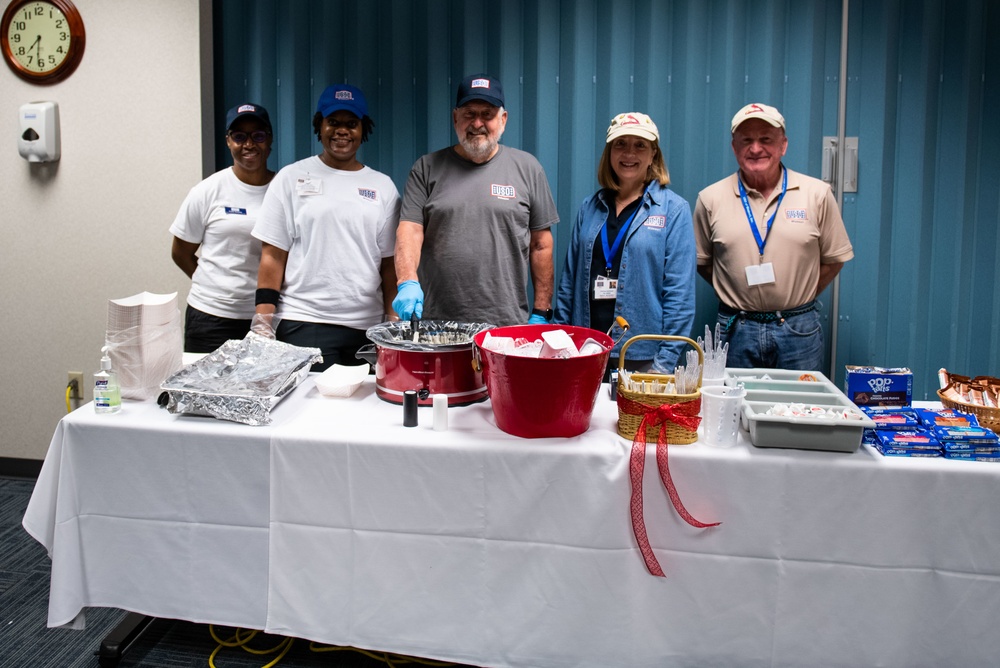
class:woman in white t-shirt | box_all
[170,103,275,352]
[251,84,401,371]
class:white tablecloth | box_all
[23,379,1000,667]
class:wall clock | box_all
[1,0,85,84]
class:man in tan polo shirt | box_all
[693,103,854,370]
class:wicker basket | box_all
[937,372,1000,435]
[937,392,1000,435]
[616,335,703,444]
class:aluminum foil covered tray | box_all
[159,333,322,426]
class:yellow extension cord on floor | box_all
[208,625,457,668]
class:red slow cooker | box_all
[357,321,494,406]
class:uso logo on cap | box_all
[237,104,257,113]
[336,90,355,100]
[471,78,491,89]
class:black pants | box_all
[276,320,369,372]
[184,305,252,353]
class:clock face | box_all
[7,1,69,72]
[2,0,84,83]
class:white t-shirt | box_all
[169,167,268,319]
[252,156,400,329]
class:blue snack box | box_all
[941,442,1000,454]
[915,408,979,428]
[943,451,1000,462]
[861,407,919,430]
[845,366,912,407]
[875,445,942,458]
[931,425,999,445]
[875,428,940,449]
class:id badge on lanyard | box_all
[740,169,786,287]
[594,189,645,300]
[594,275,618,299]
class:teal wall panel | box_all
[213,0,1000,399]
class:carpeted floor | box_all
[1,476,473,668]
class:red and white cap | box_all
[606,112,660,143]
[731,103,785,133]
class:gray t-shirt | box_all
[400,145,558,326]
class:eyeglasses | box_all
[228,130,270,144]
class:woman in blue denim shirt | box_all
[554,112,696,378]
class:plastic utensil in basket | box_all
[616,334,704,445]
[615,334,719,579]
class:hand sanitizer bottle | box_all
[94,346,122,414]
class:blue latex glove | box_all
[392,280,424,320]
[527,313,549,325]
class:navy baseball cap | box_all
[225,103,272,132]
[455,74,504,108]
[316,84,368,119]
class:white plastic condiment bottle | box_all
[94,346,122,414]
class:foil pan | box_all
[365,320,494,352]
[159,333,323,426]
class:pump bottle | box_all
[94,346,122,414]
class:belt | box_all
[719,301,816,325]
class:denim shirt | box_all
[554,181,696,371]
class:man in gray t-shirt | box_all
[393,73,559,326]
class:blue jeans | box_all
[717,308,824,371]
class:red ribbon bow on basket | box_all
[619,394,721,577]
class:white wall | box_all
[0,0,210,461]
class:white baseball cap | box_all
[606,112,660,143]
[731,103,786,133]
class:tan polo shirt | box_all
[693,168,854,312]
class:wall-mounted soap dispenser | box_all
[18,102,61,163]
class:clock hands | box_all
[26,35,41,54]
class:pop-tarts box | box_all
[845,365,913,407]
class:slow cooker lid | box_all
[366,320,495,351]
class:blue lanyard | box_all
[601,189,645,274]
[738,168,787,257]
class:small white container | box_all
[315,364,369,398]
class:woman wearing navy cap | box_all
[170,103,275,353]
[251,84,401,371]
[554,112,696,379]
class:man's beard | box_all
[460,129,501,162]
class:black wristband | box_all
[531,307,553,320]
[255,288,280,306]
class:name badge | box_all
[296,177,322,195]
[745,262,776,286]
[785,209,808,222]
[224,206,247,215]
[594,275,618,300]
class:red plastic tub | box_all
[473,324,613,438]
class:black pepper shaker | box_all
[403,390,418,427]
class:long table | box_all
[23,377,1000,667]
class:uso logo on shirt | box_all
[358,188,378,202]
[491,184,516,200]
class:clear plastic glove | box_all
[527,313,549,325]
[392,280,424,320]
[250,313,280,339]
